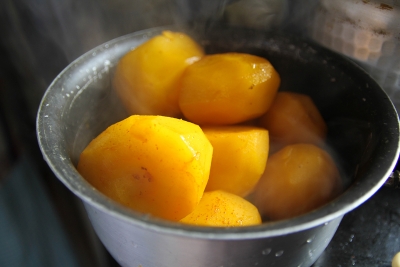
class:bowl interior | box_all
[37,26,400,238]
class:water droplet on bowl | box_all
[349,234,355,242]
[262,248,271,255]
[275,250,284,257]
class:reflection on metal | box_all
[385,170,400,189]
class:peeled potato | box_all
[252,144,342,221]
[258,92,327,153]
[179,52,281,125]
[77,115,213,221]
[202,126,269,197]
[113,31,204,117]
[180,190,262,227]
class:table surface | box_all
[312,185,400,267]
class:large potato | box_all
[252,144,342,221]
[180,190,262,227]
[258,92,327,153]
[77,115,213,221]
[113,31,204,117]
[202,126,269,197]
[179,53,281,125]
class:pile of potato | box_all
[77,31,342,227]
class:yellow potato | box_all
[252,144,342,221]
[179,52,281,125]
[113,31,204,117]
[77,115,213,221]
[202,126,269,197]
[258,92,327,153]
[180,190,262,227]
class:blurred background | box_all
[0,0,399,266]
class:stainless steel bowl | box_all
[36,26,400,267]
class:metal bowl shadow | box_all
[36,26,400,267]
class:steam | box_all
[0,0,321,130]
[2,0,321,71]
[174,0,321,35]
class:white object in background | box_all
[224,0,288,30]
[393,252,400,267]
[309,0,400,111]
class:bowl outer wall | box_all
[83,200,342,267]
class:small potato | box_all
[202,126,269,197]
[113,31,204,117]
[77,115,213,221]
[180,190,262,227]
[252,144,342,221]
[179,53,281,125]
[258,92,327,153]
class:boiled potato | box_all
[179,52,281,125]
[252,144,342,221]
[77,115,213,221]
[258,92,327,153]
[113,31,204,117]
[202,126,269,197]
[180,190,262,227]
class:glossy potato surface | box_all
[180,190,262,227]
[203,126,269,197]
[179,52,281,125]
[258,92,327,153]
[77,115,213,221]
[113,31,204,117]
[253,144,342,221]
